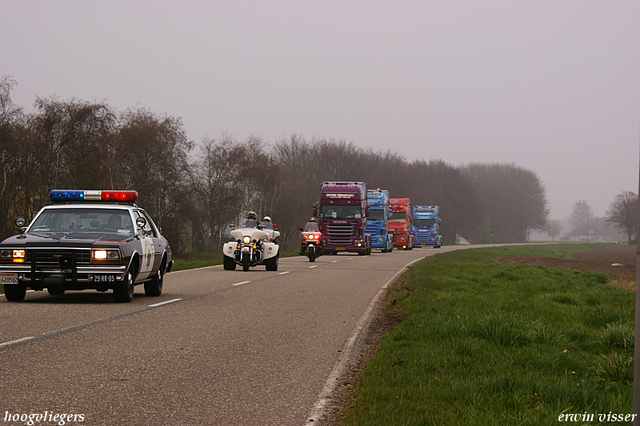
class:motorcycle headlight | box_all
[243,236,251,244]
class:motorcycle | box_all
[300,230,323,262]
[223,227,280,271]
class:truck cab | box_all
[389,198,414,250]
[365,189,393,253]
[413,205,442,248]
[314,181,371,255]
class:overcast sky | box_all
[2,1,639,220]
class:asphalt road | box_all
[0,246,466,426]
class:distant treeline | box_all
[0,77,549,253]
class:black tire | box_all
[265,255,278,271]
[242,254,250,272]
[144,268,163,297]
[223,255,236,270]
[4,283,26,301]
[47,286,65,296]
[114,271,135,303]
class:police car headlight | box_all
[0,249,25,263]
[92,249,121,263]
[243,236,251,244]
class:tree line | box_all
[0,77,550,253]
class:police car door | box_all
[134,210,155,279]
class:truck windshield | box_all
[319,205,362,220]
[413,218,436,229]
[29,208,134,237]
[389,212,406,222]
[368,208,384,221]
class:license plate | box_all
[336,247,346,250]
[0,273,18,285]
[93,274,116,283]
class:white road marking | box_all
[148,298,182,307]
[0,336,34,348]
[331,261,338,263]
[309,265,317,269]
[278,271,290,275]
[232,281,251,286]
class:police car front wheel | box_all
[114,271,135,303]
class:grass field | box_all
[340,244,635,426]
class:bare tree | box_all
[463,163,549,243]
[606,191,638,243]
[545,219,563,241]
[569,200,594,228]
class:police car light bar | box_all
[50,190,138,203]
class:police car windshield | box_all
[29,208,134,237]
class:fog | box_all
[2,0,638,219]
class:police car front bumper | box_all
[0,264,127,284]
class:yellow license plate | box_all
[336,247,346,250]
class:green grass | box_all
[340,244,635,426]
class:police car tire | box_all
[144,269,163,297]
[114,271,135,303]
[4,283,26,302]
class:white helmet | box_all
[263,216,271,222]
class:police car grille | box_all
[27,249,91,264]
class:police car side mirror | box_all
[136,217,147,228]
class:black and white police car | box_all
[0,190,173,303]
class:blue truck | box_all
[365,189,394,253]
[413,205,442,248]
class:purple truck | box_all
[313,181,371,255]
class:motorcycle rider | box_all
[299,217,320,255]
[260,216,274,230]
[243,211,258,228]
[303,217,319,232]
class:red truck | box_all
[389,198,414,250]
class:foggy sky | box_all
[2,0,639,220]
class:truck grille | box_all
[326,224,354,245]
[415,232,432,244]
[365,225,380,235]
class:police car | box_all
[0,190,173,303]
